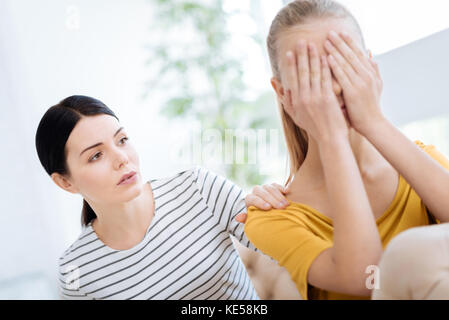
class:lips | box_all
[118,171,136,185]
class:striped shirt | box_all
[58,167,260,300]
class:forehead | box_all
[277,18,362,53]
[66,114,120,154]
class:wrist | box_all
[356,113,389,138]
[318,133,350,153]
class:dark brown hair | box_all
[35,95,119,227]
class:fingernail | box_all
[329,30,338,38]
[282,200,289,206]
[264,203,270,209]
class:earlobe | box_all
[51,173,78,194]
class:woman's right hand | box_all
[235,183,289,223]
[281,40,348,143]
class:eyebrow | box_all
[79,127,124,157]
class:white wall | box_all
[0,0,179,298]
[377,28,449,126]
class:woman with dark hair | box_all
[35,95,282,300]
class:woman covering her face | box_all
[35,95,279,300]
[243,0,449,300]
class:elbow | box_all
[337,273,375,297]
[337,260,382,298]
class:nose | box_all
[113,148,129,170]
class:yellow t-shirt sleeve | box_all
[244,207,332,300]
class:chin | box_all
[117,174,143,198]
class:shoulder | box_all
[414,140,449,170]
[148,166,223,192]
[149,167,197,188]
[245,205,309,235]
[58,226,95,268]
[191,166,222,183]
[191,166,240,191]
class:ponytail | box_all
[82,199,97,227]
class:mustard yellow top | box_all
[245,141,449,300]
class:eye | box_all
[89,152,102,162]
[120,136,129,144]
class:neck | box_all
[88,182,154,241]
[289,128,384,191]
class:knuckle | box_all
[252,186,261,194]
[262,184,271,191]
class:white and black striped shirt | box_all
[58,167,259,300]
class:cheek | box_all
[128,145,140,168]
[77,163,113,198]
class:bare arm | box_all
[308,137,382,296]
[324,30,449,223]
[361,118,449,222]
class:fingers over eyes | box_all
[308,42,321,92]
[285,51,299,111]
[297,40,310,96]
[320,55,333,92]
[339,31,375,74]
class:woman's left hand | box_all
[324,30,385,134]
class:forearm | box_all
[319,138,383,285]
[362,117,449,222]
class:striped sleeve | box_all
[193,166,258,252]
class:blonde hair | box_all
[267,0,365,186]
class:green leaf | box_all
[161,97,194,118]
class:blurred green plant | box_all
[143,0,281,188]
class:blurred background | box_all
[1,0,448,299]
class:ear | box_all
[51,172,79,194]
[271,77,286,102]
